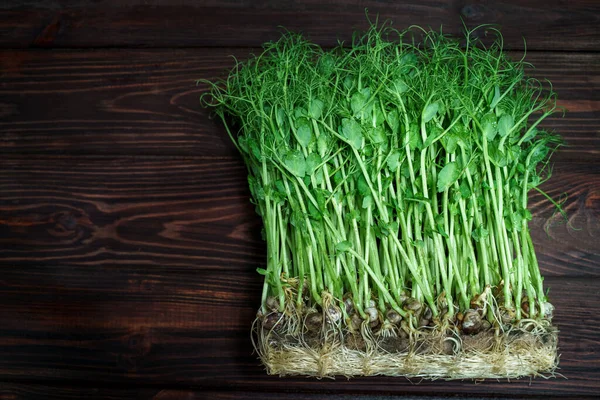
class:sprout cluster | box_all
[201,23,561,332]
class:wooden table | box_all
[0,1,598,398]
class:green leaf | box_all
[483,122,497,141]
[436,225,449,238]
[341,118,363,149]
[422,126,441,149]
[381,175,393,190]
[423,102,439,123]
[256,267,268,276]
[266,181,282,202]
[373,106,386,127]
[400,161,411,178]
[343,75,354,91]
[372,224,382,238]
[309,99,324,120]
[386,109,400,134]
[314,188,330,211]
[490,85,501,109]
[406,123,420,150]
[521,128,537,143]
[435,214,444,226]
[296,123,312,148]
[248,138,262,160]
[393,79,408,94]
[303,175,311,187]
[314,167,324,186]
[348,209,361,220]
[459,180,471,199]
[247,175,258,199]
[351,90,368,115]
[274,180,286,196]
[507,144,521,163]
[504,214,513,231]
[294,107,306,118]
[437,162,459,193]
[489,146,508,167]
[308,201,322,221]
[333,170,343,186]
[471,226,489,242]
[387,150,401,172]
[317,134,328,157]
[511,211,523,232]
[441,133,459,153]
[437,101,446,118]
[318,54,334,76]
[283,150,306,177]
[529,145,550,170]
[498,115,514,138]
[482,113,498,141]
[362,195,373,209]
[357,174,370,196]
[305,153,322,175]
[400,52,417,65]
[449,203,459,216]
[369,126,386,144]
[378,222,395,237]
[335,241,352,253]
[475,195,485,208]
[238,136,249,155]
[275,106,286,129]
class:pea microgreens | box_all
[200,21,562,359]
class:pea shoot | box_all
[200,21,561,379]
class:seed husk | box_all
[423,306,433,320]
[365,307,378,323]
[265,296,279,312]
[262,312,284,331]
[304,312,322,331]
[325,305,342,324]
[543,302,555,320]
[344,297,354,314]
[386,309,402,325]
[404,298,422,312]
[462,309,483,335]
[350,314,363,330]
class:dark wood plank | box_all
[0,156,597,276]
[529,162,600,276]
[0,1,598,50]
[0,155,261,271]
[0,384,159,400]
[0,385,550,400]
[0,385,526,400]
[0,271,598,396]
[0,50,597,162]
[0,49,241,157]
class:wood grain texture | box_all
[1,386,578,400]
[0,1,599,50]
[0,156,597,276]
[0,50,598,162]
[0,384,159,400]
[0,271,598,396]
[0,1,598,397]
[0,386,533,400]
